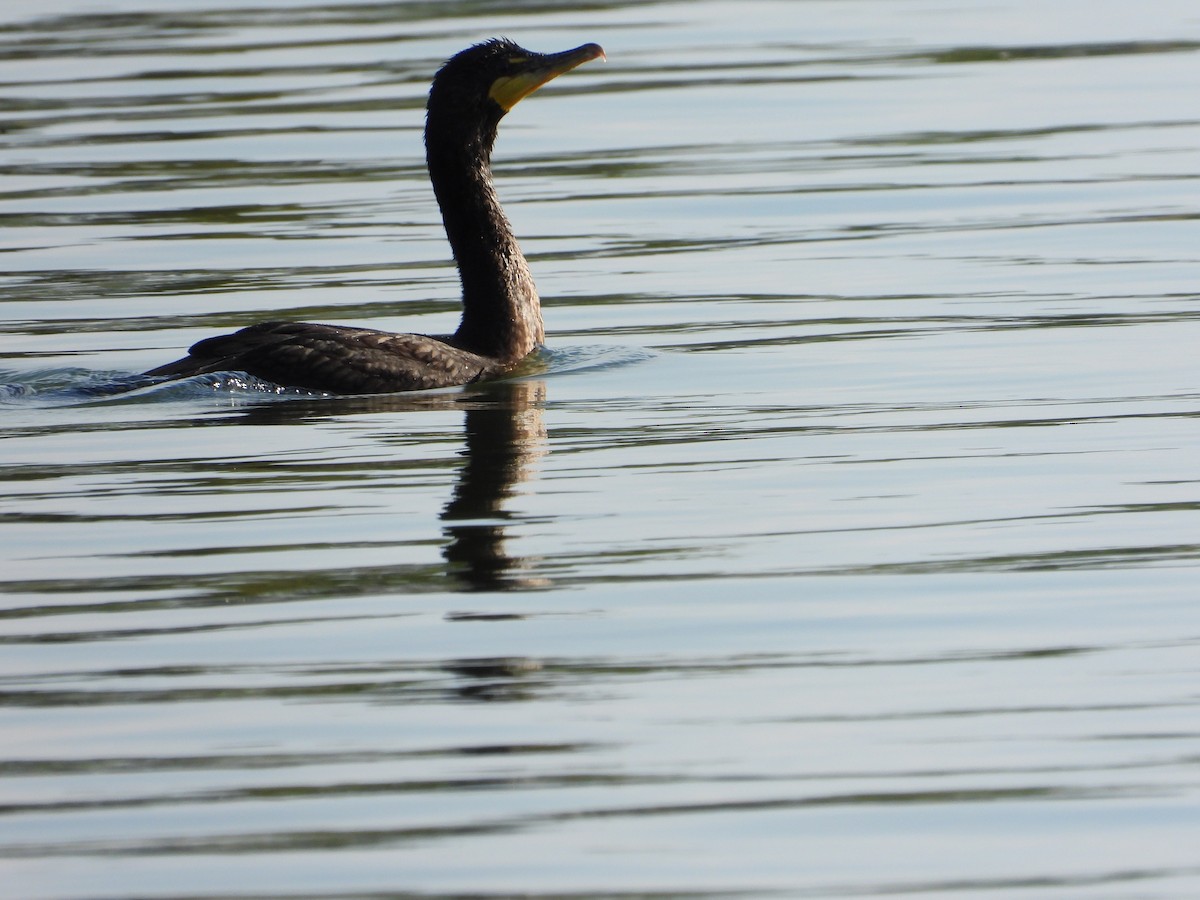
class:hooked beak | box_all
[488,43,605,112]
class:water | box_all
[3,0,1200,896]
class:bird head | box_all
[428,39,605,133]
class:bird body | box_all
[145,321,504,393]
[144,40,604,394]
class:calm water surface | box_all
[3,0,1200,897]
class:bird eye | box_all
[507,55,528,65]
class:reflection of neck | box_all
[442,381,547,590]
[426,120,544,363]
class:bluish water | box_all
[2,1,1200,897]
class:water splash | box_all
[0,368,326,406]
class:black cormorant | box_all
[144,39,605,394]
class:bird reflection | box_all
[440,379,547,591]
[230,377,547,591]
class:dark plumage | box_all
[145,39,604,394]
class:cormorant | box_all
[144,39,605,394]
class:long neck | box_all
[426,120,544,363]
